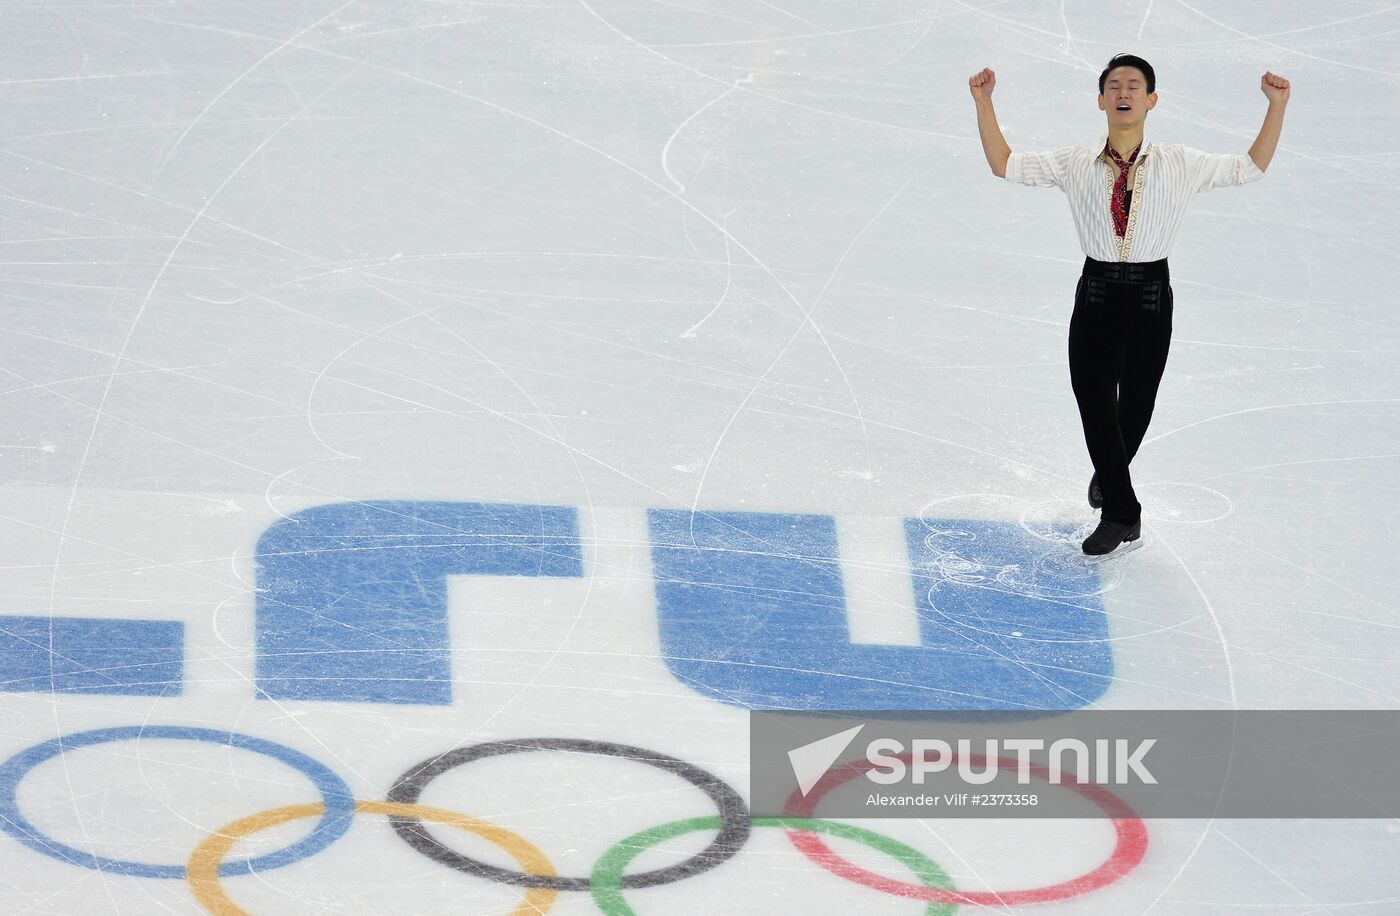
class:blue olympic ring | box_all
[0,725,355,879]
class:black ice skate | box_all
[1082,517,1140,555]
[1088,472,1103,509]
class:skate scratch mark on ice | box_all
[39,3,353,879]
[1175,338,1396,354]
[686,181,899,517]
[0,633,135,693]
[2,374,575,685]
[146,13,981,522]
[1178,6,1400,44]
[1236,452,1400,473]
[1232,471,1400,493]
[884,0,939,67]
[133,19,1059,589]
[1216,828,1322,906]
[284,266,1054,418]
[565,0,892,508]
[150,8,964,143]
[664,123,735,338]
[135,14,1145,717]
[641,12,942,49]
[1137,0,1155,39]
[0,146,349,270]
[648,0,1099,71]
[51,10,352,659]
[237,488,590,764]
[0,176,158,236]
[1262,21,1400,48]
[910,819,996,913]
[751,0,823,31]
[304,363,858,553]
[4,361,428,790]
[682,207,737,338]
[289,305,439,493]
[1056,0,1094,69]
[1195,525,1391,616]
[190,250,733,307]
[1172,0,1400,77]
[0,359,225,401]
[27,3,905,740]
[266,278,913,740]
[661,77,749,196]
[47,69,356,515]
[348,278,608,745]
[304,17,488,47]
[574,0,968,140]
[918,589,1117,710]
[24,306,1076,514]
[1257,652,1400,705]
[1145,398,1400,448]
[656,655,1088,708]
[922,582,1197,643]
[939,0,1110,78]
[62,14,93,80]
[354,640,1243,705]
[640,0,800,34]
[265,328,1120,712]
[1138,524,1235,916]
[1290,607,1400,631]
[0,508,253,595]
[1150,526,1237,706]
[1146,99,1368,181]
[0,72,175,87]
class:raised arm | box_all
[1247,71,1290,172]
[969,68,1011,177]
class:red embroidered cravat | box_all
[1104,141,1143,238]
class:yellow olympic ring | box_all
[187,800,557,915]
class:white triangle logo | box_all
[788,724,866,797]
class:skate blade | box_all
[1083,538,1144,565]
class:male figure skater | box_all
[968,54,1290,554]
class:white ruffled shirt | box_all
[1004,133,1264,262]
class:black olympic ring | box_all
[386,737,751,891]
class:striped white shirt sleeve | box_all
[1183,146,1265,192]
[1004,146,1077,189]
[996,135,1268,262]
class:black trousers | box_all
[1068,257,1173,525]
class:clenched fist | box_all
[969,67,996,100]
[1261,71,1290,104]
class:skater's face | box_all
[1098,67,1157,127]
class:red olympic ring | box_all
[783,752,1148,907]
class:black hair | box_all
[1098,54,1155,94]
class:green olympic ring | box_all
[590,815,958,915]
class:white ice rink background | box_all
[1,1,1398,913]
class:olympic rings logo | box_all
[0,726,1149,913]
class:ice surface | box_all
[1,1,1398,913]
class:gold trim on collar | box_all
[1119,153,1147,263]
